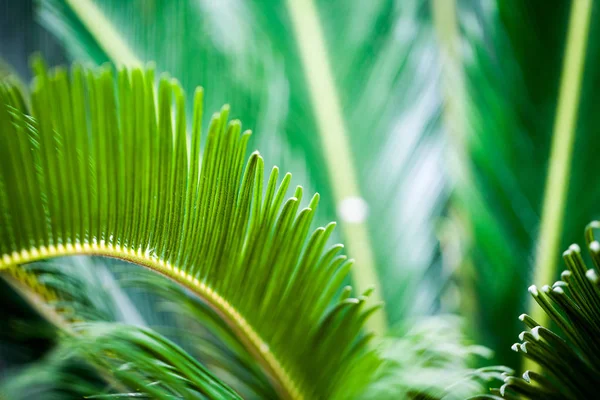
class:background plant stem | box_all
[66,0,140,65]
[523,0,591,372]
[530,0,591,322]
[285,0,387,333]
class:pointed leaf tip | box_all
[552,286,564,294]
[362,286,375,297]
[528,285,539,296]
[586,268,598,282]
[519,313,527,321]
[541,285,551,293]
[569,243,581,253]
[588,220,600,230]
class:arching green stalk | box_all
[284,0,386,334]
[431,0,467,147]
[2,248,297,399]
[431,0,480,330]
[529,0,592,328]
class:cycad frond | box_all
[489,222,600,399]
[0,60,378,399]
[70,323,243,399]
[38,0,450,326]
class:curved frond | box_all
[38,0,450,327]
[70,323,243,399]
[0,60,378,399]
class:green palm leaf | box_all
[0,60,378,399]
[37,0,450,327]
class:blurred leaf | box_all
[335,315,505,400]
[439,0,600,367]
[1,348,103,400]
[1,323,243,399]
[113,267,503,400]
[3,257,146,324]
[115,266,277,399]
[69,323,243,399]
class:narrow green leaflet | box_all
[0,61,379,399]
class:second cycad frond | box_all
[486,222,600,399]
[0,60,379,399]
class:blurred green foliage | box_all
[454,0,600,367]
[1,0,600,397]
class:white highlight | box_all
[337,196,369,223]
